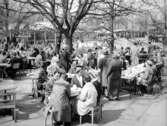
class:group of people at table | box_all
[0,42,57,78]
[27,43,164,126]
[0,40,164,126]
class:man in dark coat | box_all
[98,51,109,97]
[107,52,122,100]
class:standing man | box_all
[107,52,122,101]
[98,50,109,97]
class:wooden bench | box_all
[0,92,16,122]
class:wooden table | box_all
[0,63,11,79]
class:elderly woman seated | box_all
[75,74,98,116]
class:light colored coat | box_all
[77,82,97,116]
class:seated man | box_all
[75,74,97,116]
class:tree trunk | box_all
[64,35,73,53]
[109,0,115,53]
[55,30,62,54]
[109,15,114,53]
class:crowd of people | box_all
[0,39,165,126]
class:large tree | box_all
[89,0,138,51]
[14,0,98,53]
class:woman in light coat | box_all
[76,74,97,116]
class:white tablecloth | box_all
[121,63,146,80]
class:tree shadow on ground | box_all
[99,109,125,125]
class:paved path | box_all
[0,79,167,126]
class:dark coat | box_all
[98,55,109,87]
[107,58,122,97]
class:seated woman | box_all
[75,74,97,116]
[47,73,71,126]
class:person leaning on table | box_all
[48,72,71,126]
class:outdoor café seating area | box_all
[0,39,165,125]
